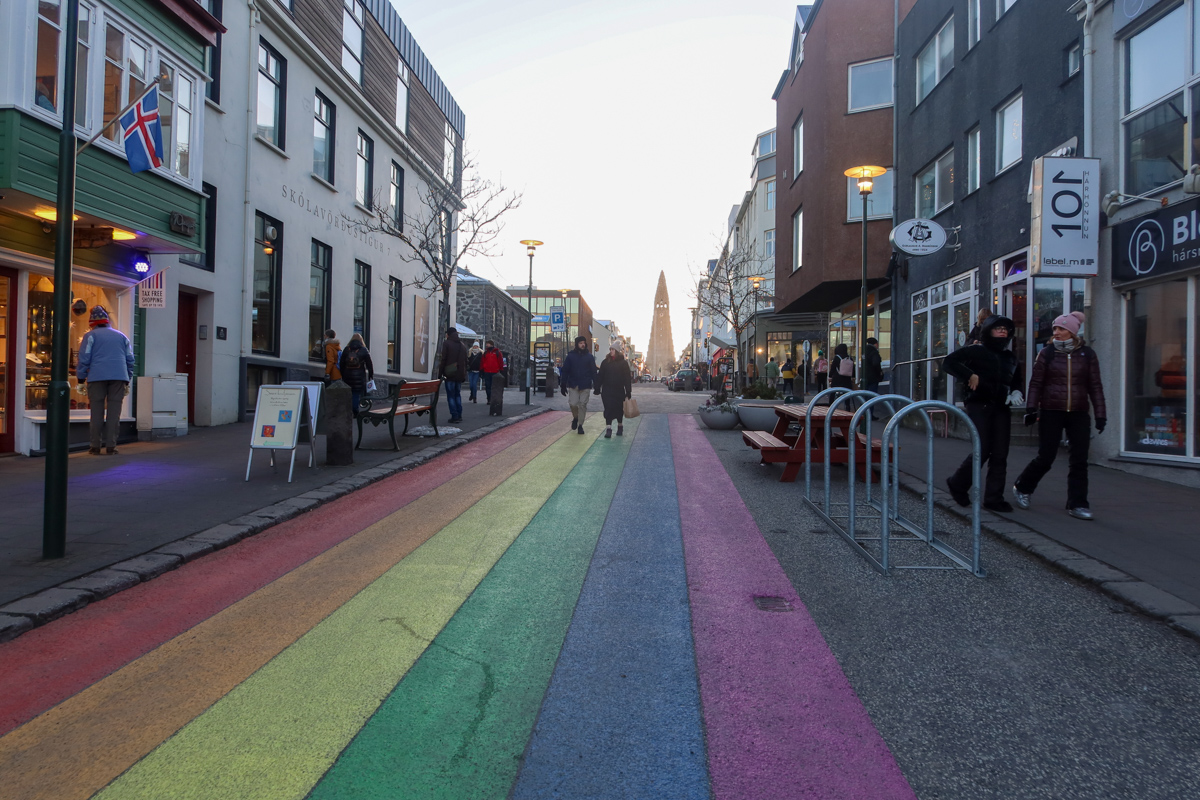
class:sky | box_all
[387,0,801,355]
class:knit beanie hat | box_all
[88,305,110,326]
[609,340,624,354]
[1053,311,1085,336]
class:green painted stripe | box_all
[308,419,641,800]
[94,427,602,800]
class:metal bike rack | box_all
[802,387,851,502]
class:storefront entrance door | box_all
[176,291,197,425]
[1005,282,1029,385]
[0,268,13,452]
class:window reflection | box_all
[1126,280,1188,456]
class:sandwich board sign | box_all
[246,385,312,482]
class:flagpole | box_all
[76,74,164,157]
[44,0,82,559]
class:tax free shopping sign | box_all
[1030,157,1100,276]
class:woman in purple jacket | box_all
[1012,312,1107,520]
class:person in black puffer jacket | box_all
[1013,311,1107,520]
[338,333,374,415]
[941,315,1024,512]
[593,341,633,438]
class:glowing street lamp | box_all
[844,165,886,370]
[519,239,542,404]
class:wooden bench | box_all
[742,430,790,452]
[356,378,442,450]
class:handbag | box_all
[623,397,640,418]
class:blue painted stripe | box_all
[511,414,710,799]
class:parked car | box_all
[668,369,703,391]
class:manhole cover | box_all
[752,595,794,612]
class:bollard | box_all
[324,380,354,466]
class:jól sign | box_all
[1030,156,1100,276]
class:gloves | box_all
[626,393,632,400]
[1006,390,1025,407]
[593,388,600,395]
[1024,409,1039,427]
[1096,417,1107,433]
[560,387,568,397]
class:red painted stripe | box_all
[0,413,564,735]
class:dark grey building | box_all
[455,268,531,372]
[893,0,1084,403]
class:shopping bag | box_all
[366,379,377,393]
[623,397,640,418]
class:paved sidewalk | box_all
[0,387,550,636]
[890,426,1200,637]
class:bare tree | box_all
[693,241,770,385]
[351,149,522,374]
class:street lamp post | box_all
[748,276,763,387]
[844,166,886,376]
[520,239,542,405]
[560,288,570,368]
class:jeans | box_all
[567,387,591,426]
[948,401,1012,505]
[87,380,127,449]
[351,391,362,416]
[1015,409,1092,509]
[468,371,480,400]
[483,372,495,402]
[445,380,463,420]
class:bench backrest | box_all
[396,379,442,403]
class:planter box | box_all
[737,400,785,431]
[697,408,739,430]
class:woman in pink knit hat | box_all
[1012,311,1107,520]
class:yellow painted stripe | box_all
[0,418,580,800]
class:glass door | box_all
[1005,282,1029,386]
[0,268,13,452]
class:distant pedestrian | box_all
[438,328,467,423]
[1013,312,1107,520]
[781,357,796,395]
[467,342,483,402]
[967,308,990,345]
[815,350,829,392]
[76,305,134,455]
[830,343,855,390]
[765,357,780,390]
[489,354,507,417]
[560,335,598,434]
[339,333,374,416]
[481,339,504,403]
[322,329,341,383]
[862,337,883,417]
[594,341,633,438]
[941,315,1024,512]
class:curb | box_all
[892,470,1200,643]
[0,408,552,643]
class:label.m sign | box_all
[1030,157,1100,277]
[1112,195,1200,284]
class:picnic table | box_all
[741,402,884,482]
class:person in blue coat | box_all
[76,305,135,455]
[559,335,597,434]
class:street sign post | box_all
[549,307,566,333]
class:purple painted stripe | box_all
[670,414,917,800]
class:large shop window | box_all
[1123,4,1191,195]
[909,271,976,403]
[253,212,281,355]
[1126,279,1189,457]
[25,274,119,412]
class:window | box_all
[354,261,371,344]
[848,58,893,112]
[1126,279,1189,456]
[997,0,1017,17]
[757,131,776,156]
[765,229,775,258]
[102,24,149,142]
[916,150,954,218]
[1123,5,1189,195]
[766,180,776,210]
[439,208,452,264]
[396,61,409,133]
[909,271,976,402]
[342,0,365,84]
[309,240,331,362]
[202,0,222,103]
[1066,42,1081,77]
[966,127,981,193]
[389,162,404,230]
[443,121,458,184]
[792,208,803,272]
[34,1,93,124]
[792,115,804,175]
[968,0,981,48]
[916,17,954,104]
[388,278,402,370]
[313,91,334,183]
[257,40,285,148]
[996,94,1023,172]
[356,130,373,207]
[253,212,281,355]
[845,169,894,220]
[157,62,195,179]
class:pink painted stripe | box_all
[669,414,916,800]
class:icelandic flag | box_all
[119,86,164,173]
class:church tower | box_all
[647,271,675,377]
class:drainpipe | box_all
[240,0,259,420]
[1083,0,1095,157]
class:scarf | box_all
[1052,338,1079,354]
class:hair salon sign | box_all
[1112,195,1200,285]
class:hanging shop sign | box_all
[890,218,947,256]
[1030,157,1100,276]
[138,271,166,308]
[1112,195,1200,284]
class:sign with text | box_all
[138,271,165,308]
[250,386,306,449]
[1030,156,1100,276]
[890,218,946,256]
[1112,195,1200,284]
[549,306,566,333]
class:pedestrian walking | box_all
[76,305,134,455]
[765,357,780,390]
[814,350,829,392]
[489,356,507,417]
[941,315,1024,512]
[593,341,633,438]
[467,342,483,403]
[322,329,341,383]
[1013,312,1107,520]
[481,340,504,404]
[560,335,597,434]
[781,357,796,396]
[438,328,467,423]
[967,308,989,345]
[830,344,855,390]
[338,333,374,416]
[862,337,884,417]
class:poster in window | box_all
[412,294,430,372]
